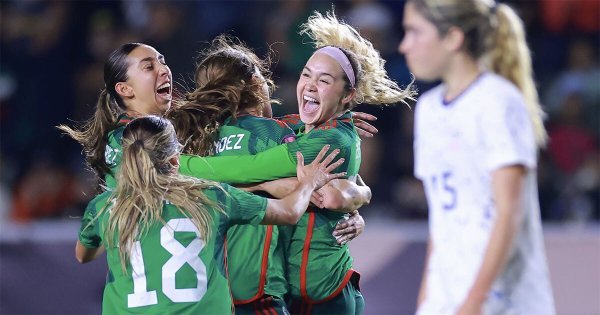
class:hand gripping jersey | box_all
[78,184,267,315]
[413,73,555,315]
[214,115,295,303]
[284,112,362,302]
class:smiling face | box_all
[296,52,353,131]
[118,45,173,115]
[398,2,451,82]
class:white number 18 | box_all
[127,218,207,308]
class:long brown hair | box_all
[57,43,144,180]
[96,115,222,273]
[408,0,547,147]
[167,35,276,156]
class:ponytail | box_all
[97,116,221,273]
[57,88,121,180]
[489,4,547,147]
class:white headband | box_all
[315,46,356,88]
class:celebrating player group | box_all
[61,1,556,314]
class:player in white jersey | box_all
[399,1,555,314]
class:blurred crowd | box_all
[1,0,598,224]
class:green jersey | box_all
[78,184,267,315]
[215,115,295,303]
[104,115,133,188]
[102,114,296,189]
[284,112,362,302]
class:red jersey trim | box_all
[233,226,273,304]
[299,211,355,304]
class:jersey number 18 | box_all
[127,218,207,308]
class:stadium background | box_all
[0,0,598,314]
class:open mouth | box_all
[303,95,320,114]
[156,82,172,99]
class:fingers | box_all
[333,221,349,235]
[320,148,340,167]
[333,226,356,245]
[355,127,374,138]
[354,120,379,134]
[296,151,305,167]
[351,111,377,121]
[323,156,344,174]
[313,144,330,164]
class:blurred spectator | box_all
[12,158,78,222]
[539,0,600,34]
[546,92,599,221]
[543,39,600,136]
[548,93,598,175]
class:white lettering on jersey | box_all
[105,145,120,166]
[214,134,245,153]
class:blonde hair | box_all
[300,10,416,109]
[409,0,547,147]
[95,116,223,273]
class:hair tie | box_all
[133,139,145,148]
[315,46,356,88]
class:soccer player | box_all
[170,35,372,315]
[399,1,555,314]
[166,11,413,314]
[281,11,414,314]
[75,115,346,314]
[58,43,174,188]
[57,42,377,189]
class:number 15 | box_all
[430,171,457,211]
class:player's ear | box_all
[169,154,180,173]
[342,88,356,106]
[443,26,465,52]
[115,82,134,98]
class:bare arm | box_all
[75,241,105,264]
[457,165,525,315]
[261,146,346,225]
[239,177,299,199]
[315,175,372,212]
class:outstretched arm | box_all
[179,144,296,183]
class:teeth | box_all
[303,95,317,102]
[158,82,171,90]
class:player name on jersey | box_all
[214,133,245,154]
